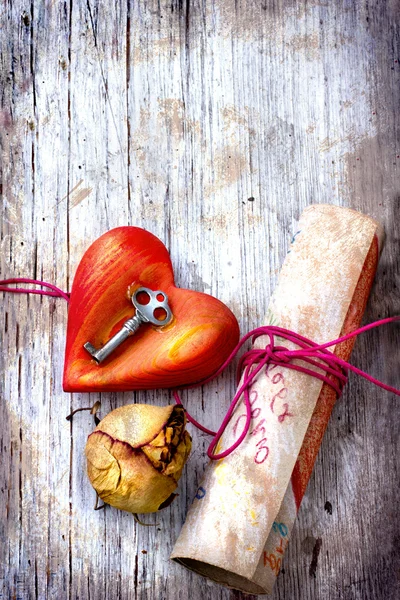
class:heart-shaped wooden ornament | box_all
[63,227,240,392]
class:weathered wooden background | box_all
[1,0,399,599]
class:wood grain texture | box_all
[0,1,399,599]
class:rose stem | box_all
[66,400,101,422]
[94,493,106,511]
[133,514,159,527]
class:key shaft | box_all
[84,315,142,363]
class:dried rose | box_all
[85,404,192,513]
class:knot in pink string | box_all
[174,318,400,461]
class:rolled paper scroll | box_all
[171,205,383,594]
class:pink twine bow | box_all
[174,318,400,460]
[1,278,399,461]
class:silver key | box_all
[84,287,173,364]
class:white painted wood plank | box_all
[1,1,399,599]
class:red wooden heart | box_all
[63,227,240,392]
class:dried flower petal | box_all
[85,404,191,513]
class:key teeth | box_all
[84,342,100,363]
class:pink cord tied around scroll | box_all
[174,318,400,461]
[1,278,399,462]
